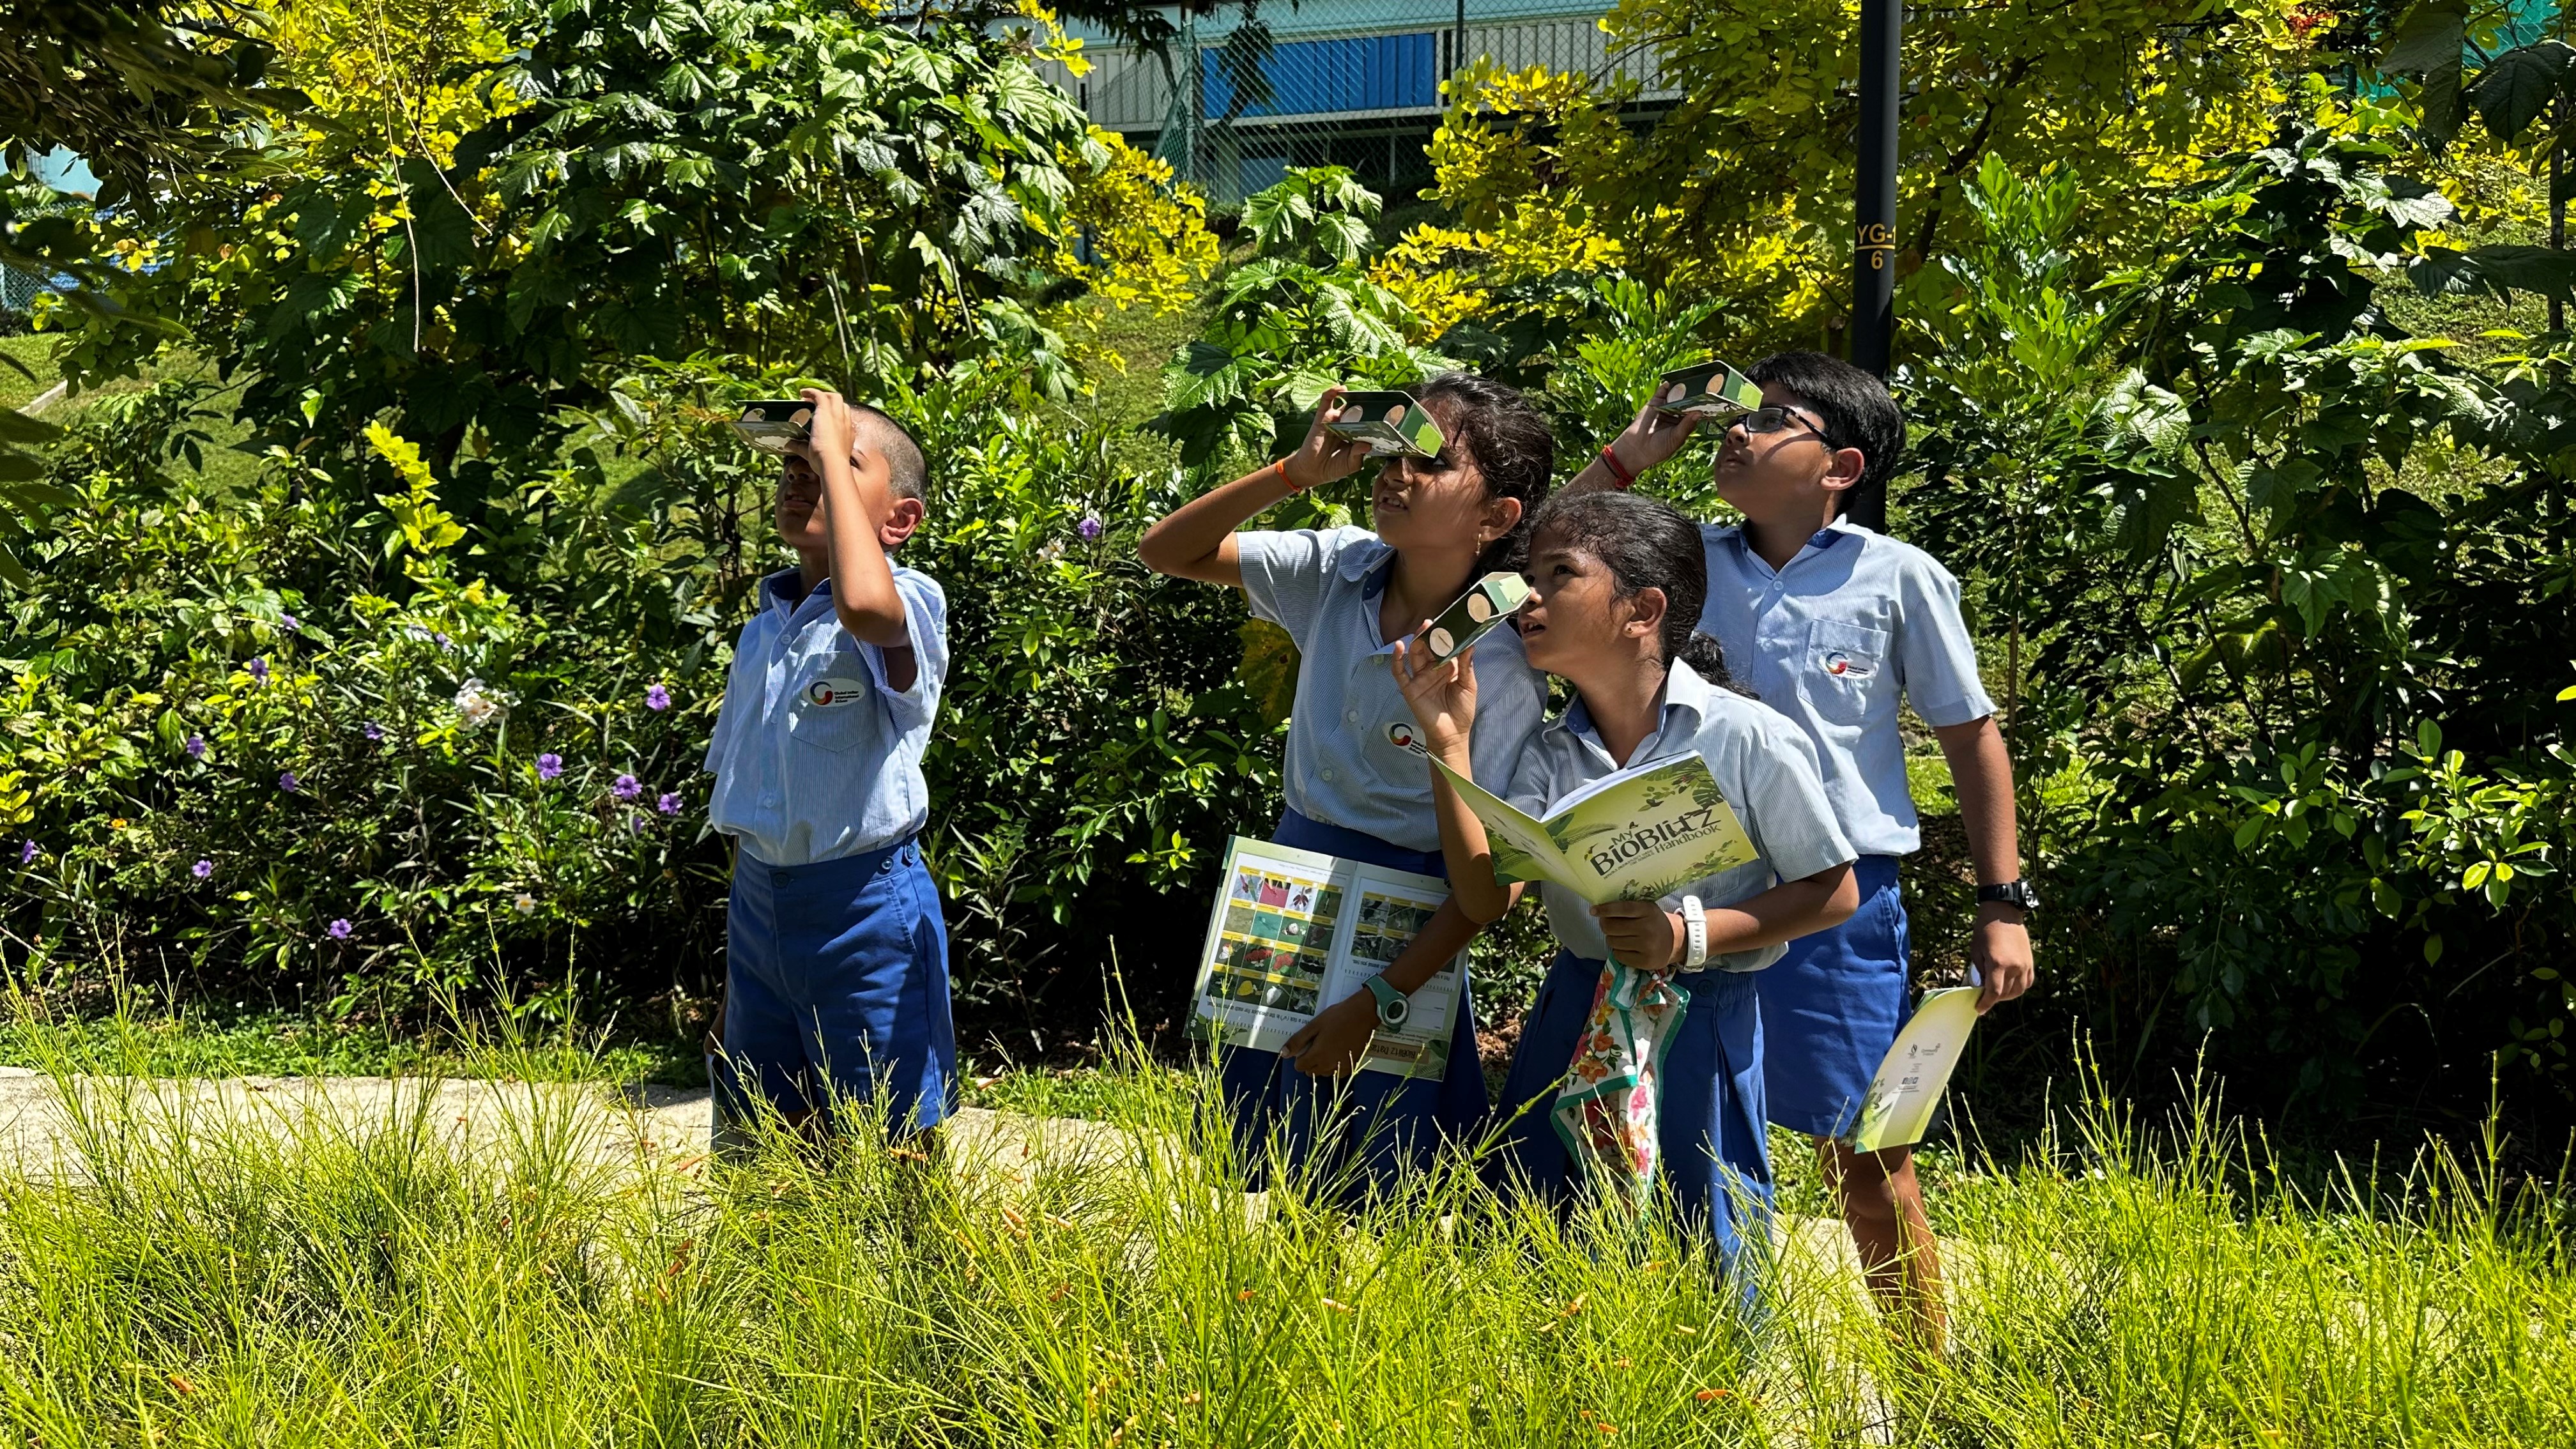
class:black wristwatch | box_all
[1976,880,2039,913]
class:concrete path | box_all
[0,1066,1142,1186]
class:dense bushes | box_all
[1900,123,2576,1129]
[0,360,1291,1034]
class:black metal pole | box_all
[1848,0,1900,532]
[1453,0,1466,81]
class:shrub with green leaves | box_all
[0,361,1281,1034]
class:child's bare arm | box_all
[802,389,911,652]
[1932,714,2034,1010]
[1138,386,1372,585]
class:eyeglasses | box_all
[1732,406,1824,439]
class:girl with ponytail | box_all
[1395,490,1859,1283]
[1139,372,1554,1196]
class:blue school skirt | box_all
[713,836,955,1141]
[1494,949,1773,1276]
[1217,808,1485,1198]
[1753,854,1910,1139]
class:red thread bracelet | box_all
[1598,442,1637,489]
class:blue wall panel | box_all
[1202,31,1438,118]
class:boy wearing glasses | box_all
[1567,350,2035,1351]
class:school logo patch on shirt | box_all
[1385,720,1430,758]
[803,676,869,707]
[1821,650,1876,679]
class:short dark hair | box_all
[1526,491,1747,694]
[1413,371,1554,574]
[1747,351,1904,517]
[854,404,928,504]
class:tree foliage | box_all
[49,0,1131,490]
[1905,112,2576,1114]
[1393,0,2313,352]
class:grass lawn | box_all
[0,1022,2566,1446]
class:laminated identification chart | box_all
[1189,836,1464,1082]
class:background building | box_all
[1033,1,1670,204]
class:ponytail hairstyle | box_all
[1413,372,1554,576]
[1526,491,1753,696]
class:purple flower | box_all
[657,792,682,815]
[15,840,35,866]
[434,632,453,650]
[1078,514,1103,542]
[281,613,300,632]
[185,734,206,760]
[537,753,564,781]
[326,918,353,940]
[612,773,641,802]
[364,721,385,742]
[629,814,648,834]
[192,859,213,880]
[278,771,300,793]
[645,684,672,712]
[245,657,270,684]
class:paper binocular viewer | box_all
[1652,360,1764,417]
[1418,571,1533,663]
[1322,390,1446,458]
[729,401,815,454]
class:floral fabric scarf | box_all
[1549,960,1689,1208]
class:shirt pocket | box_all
[786,652,879,753]
[1802,618,1891,724]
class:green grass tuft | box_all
[0,1018,2566,1444]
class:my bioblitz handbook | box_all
[1428,754,1759,905]
[1189,838,1466,1081]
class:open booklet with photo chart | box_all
[1188,836,1465,1082]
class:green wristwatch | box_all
[1361,974,1410,1029]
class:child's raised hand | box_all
[1393,625,1477,756]
[1281,385,1375,492]
[800,387,857,469]
[1604,394,1699,483]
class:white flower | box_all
[1038,539,1066,564]
[513,892,537,914]
[454,677,509,729]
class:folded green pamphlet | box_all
[1653,360,1763,418]
[1323,390,1445,458]
[1420,571,1531,663]
[1429,753,1758,906]
[1845,985,1981,1153]
[1188,836,1466,1082]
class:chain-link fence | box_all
[1037,1,1664,206]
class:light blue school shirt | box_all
[1696,519,1994,857]
[703,565,949,868]
[1505,659,1857,971]
[1237,526,1549,855]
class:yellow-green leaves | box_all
[365,424,466,557]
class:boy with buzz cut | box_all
[703,388,953,1151]
[1569,351,2036,1351]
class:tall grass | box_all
[0,1025,2568,1446]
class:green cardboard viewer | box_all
[1420,571,1531,663]
[730,400,814,454]
[1652,360,1764,418]
[1323,390,1445,458]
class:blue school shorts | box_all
[1494,949,1774,1283]
[713,836,954,1141]
[1753,854,1910,1140]
[1218,808,1485,1199]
